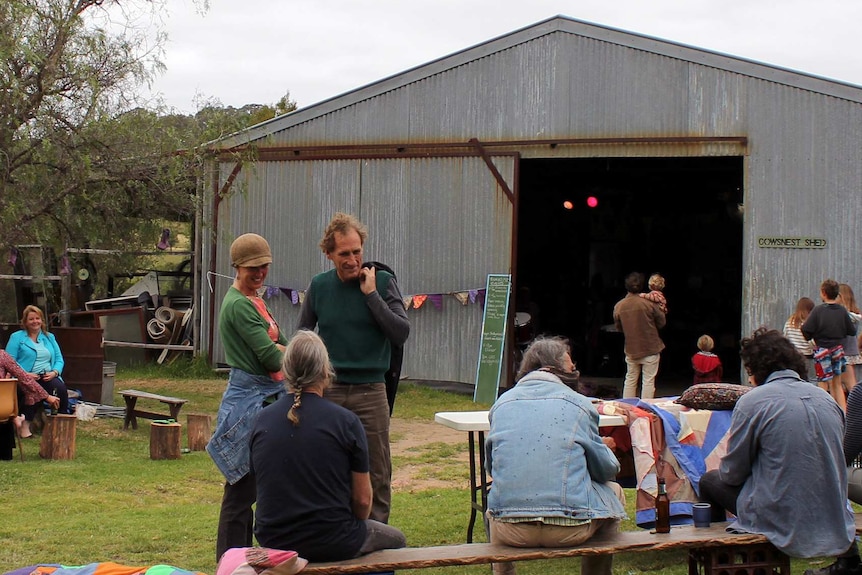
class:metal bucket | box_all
[102,361,117,406]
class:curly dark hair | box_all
[319,212,368,254]
[739,327,808,385]
[624,272,644,294]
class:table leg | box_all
[168,403,182,421]
[467,430,478,543]
[123,397,138,430]
[478,430,489,539]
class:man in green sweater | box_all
[298,212,410,523]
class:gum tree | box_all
[0,0,196,255]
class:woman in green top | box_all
[207,233,288,563]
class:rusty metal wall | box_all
[204,17,862,382]
[202,156,514,383]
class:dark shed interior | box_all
[516,156,745,388]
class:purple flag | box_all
[428,294,443,309]
[60,255,71,275]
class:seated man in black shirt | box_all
[250,330,406,561]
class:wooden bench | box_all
[301,514,862,574]
[120,389,188,430]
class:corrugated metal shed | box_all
[200,15,862,385]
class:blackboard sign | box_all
[473,274,511,404]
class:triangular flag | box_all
[265,286,280,299]
[298,291,306,304]
[428,294,443,309]
[279,287,292,298]
[468,289,479,304]
[413,294,428,309]
[291,290,299,305]
[403,296,413,310]
[477,289,486,309]
[453,291,469,306]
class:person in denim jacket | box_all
[485,336,626,575]
[207,233,288,562]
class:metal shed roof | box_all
[219,14,862,148]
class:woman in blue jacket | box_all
[6,305,69,428]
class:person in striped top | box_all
[783,297,815,380]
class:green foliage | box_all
[0,0,296,287]
[191,92,297,143]
[0,0,189,252]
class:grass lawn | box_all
[0,362,838,573]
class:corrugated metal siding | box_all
[202,26,862,383]
[204,156,514,383]
[742,82,862,335]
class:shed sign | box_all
[757,236,827,249]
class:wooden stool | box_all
[150,421,182,460]
[40,414,77,460]
[186,414,212,451]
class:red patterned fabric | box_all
[0,349,46,406]
[216,547,307,575]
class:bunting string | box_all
[206,271,489,310]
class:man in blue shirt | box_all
[699,328,859,575]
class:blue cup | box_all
[692,502,711,528]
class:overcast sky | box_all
[145,0,862,114]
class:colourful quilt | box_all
[5,548,308,575]
[597,397,733,528]
[3,565,205,575]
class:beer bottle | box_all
[655,477,670,533]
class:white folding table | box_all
[434,410,626,542]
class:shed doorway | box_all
[515,156,744,390]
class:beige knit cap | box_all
[230,233,272,267]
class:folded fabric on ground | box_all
[216,548,307,575]
[597,397,733,528]
[3,564,206,575]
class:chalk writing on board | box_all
[474,274,511,404]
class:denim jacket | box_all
[207,368,285,484]
[485,370,626,521]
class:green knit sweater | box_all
[305,269,393,384]
[219,287,287,376]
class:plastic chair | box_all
[0,378,24,462]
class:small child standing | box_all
[639,273,668,314]
[692,334,723,384]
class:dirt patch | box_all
[103,376,472,492]
[390,419,470,492]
